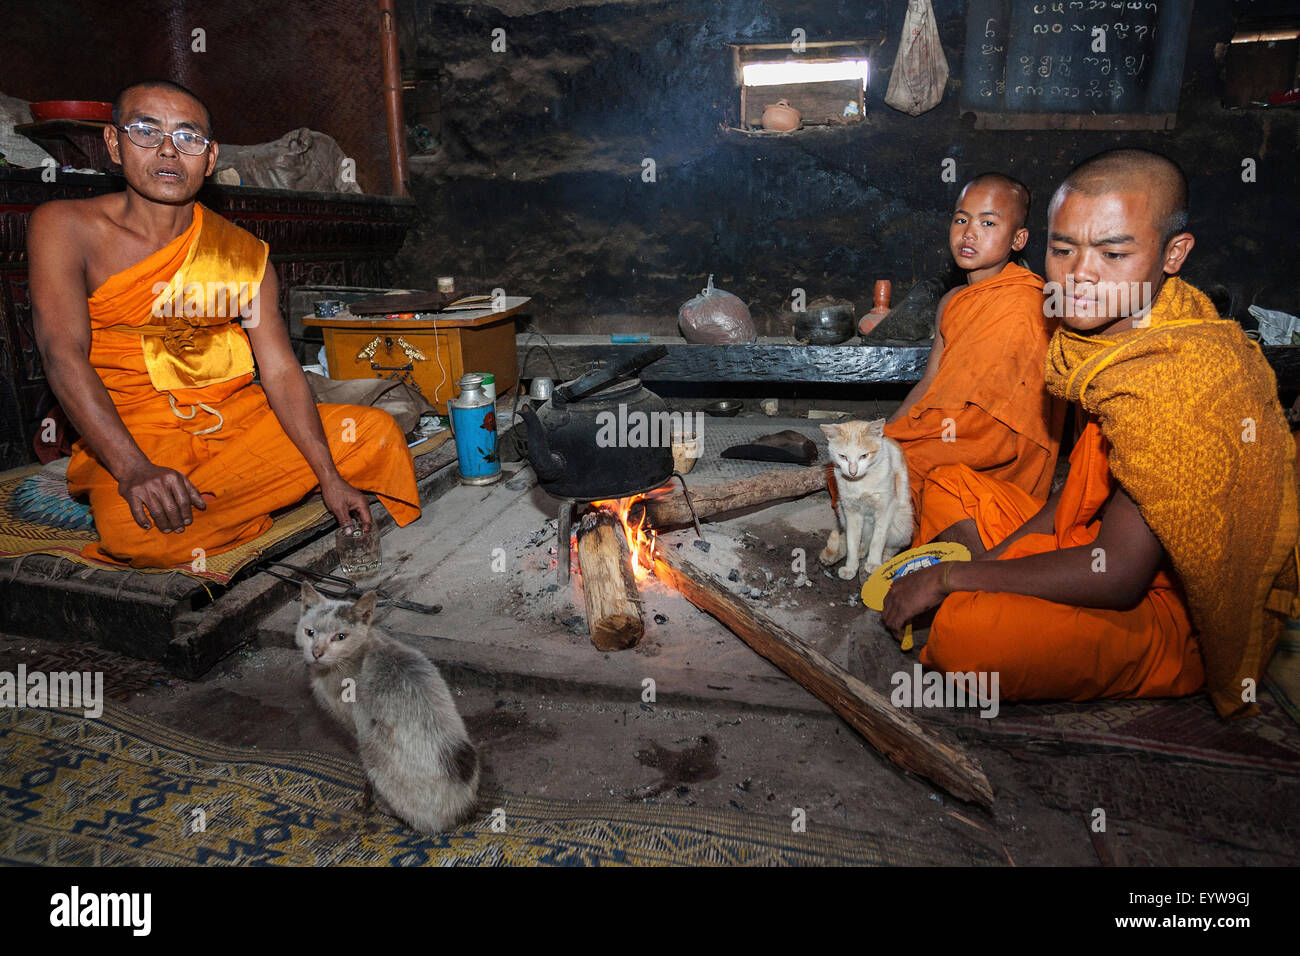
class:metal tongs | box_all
[263,560,443,615]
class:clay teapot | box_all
[761,99,801,132]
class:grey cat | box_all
[296,582,479,834]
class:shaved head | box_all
[963,172,1030,229]
[1055,148,1188,245]
[112,79,212,137]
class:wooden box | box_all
[303,296,529,412]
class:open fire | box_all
[589,496,657,580]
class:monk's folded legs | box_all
[929,519,987,555]
[185,401,418,528]
[84,402,416,568]
[81,481,273,569]
[921,589,1205,702]
[885,406,1055,536]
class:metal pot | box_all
[518,346,674,500]
[792,298,856,345]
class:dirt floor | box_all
[3,409,1297,866]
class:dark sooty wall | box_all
[396,1,1300,336]
[2,0,392,194]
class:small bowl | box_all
[704,400,743,417]
[672,434,701,475]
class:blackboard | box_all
[959,0,1194,128]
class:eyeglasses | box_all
[116,122,211,156]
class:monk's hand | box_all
[118,462,206,533]
[880,565,947,638]
[321,476,372,532]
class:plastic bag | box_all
[678,275,757,344]
[0,93,54,168]
[303,372,432,434]
[884,0,950,117]
[214,128,361,194]
[1248,305,1300,345]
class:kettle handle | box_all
[555,345,668,405]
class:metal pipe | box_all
[378,0,410,197]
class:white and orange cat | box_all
[819,420,912,580]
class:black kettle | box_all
[519,346,675,501]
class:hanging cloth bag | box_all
[884,0,950,116]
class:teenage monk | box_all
[29,80,420,570]
[880,174,1066,534]
[883,148,1299,719]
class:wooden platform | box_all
[0,442,460,678]
[518,334,1300,389]
[518,334,930,384]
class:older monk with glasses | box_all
[27,79,420,570]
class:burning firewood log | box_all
[652,543,994,808]
[629,468,828,531]
[575,505,645,651]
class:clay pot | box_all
[761,99,801,132]
[792,297,856,345]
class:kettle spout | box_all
[519,404,565,480]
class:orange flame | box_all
[591,496,657,580]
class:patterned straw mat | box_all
[0,704,998,866]
[0,464,329,586]
[943,677,1300,771]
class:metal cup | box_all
[529,377,554,402]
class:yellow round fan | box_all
[860,542,971,651]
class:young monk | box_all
[881,173,1066,530]
[883,148,1299,719]
[29,80,420,569]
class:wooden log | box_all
[653,544,994,808]
[576,507,645,651]
[630,468,828,530]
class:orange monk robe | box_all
[916,420,1205,703]
[66,204,420,569]
[914,278,1298,714]
[1042,278,1298,717]
[882,262,1066,534]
